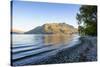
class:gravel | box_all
[34,36,97,65]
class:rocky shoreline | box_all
[34,36,97,65]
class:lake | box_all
[11,34,80,66]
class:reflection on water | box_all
[12,34,75,47]
[12,34,79,66]
[44,34,74,45]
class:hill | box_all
[11,28,24,34]
[25,23,78,34]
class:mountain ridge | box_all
[24,23,78,34]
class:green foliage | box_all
[76,5,97,36]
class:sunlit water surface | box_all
[12,34,80,65]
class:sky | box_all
[12,1,81,32]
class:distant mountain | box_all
[11,28,24,34]
[25,23,78,34]
[11,31,22,34]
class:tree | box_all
[76,5,97,36]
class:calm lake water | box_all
[11,34,80,66]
